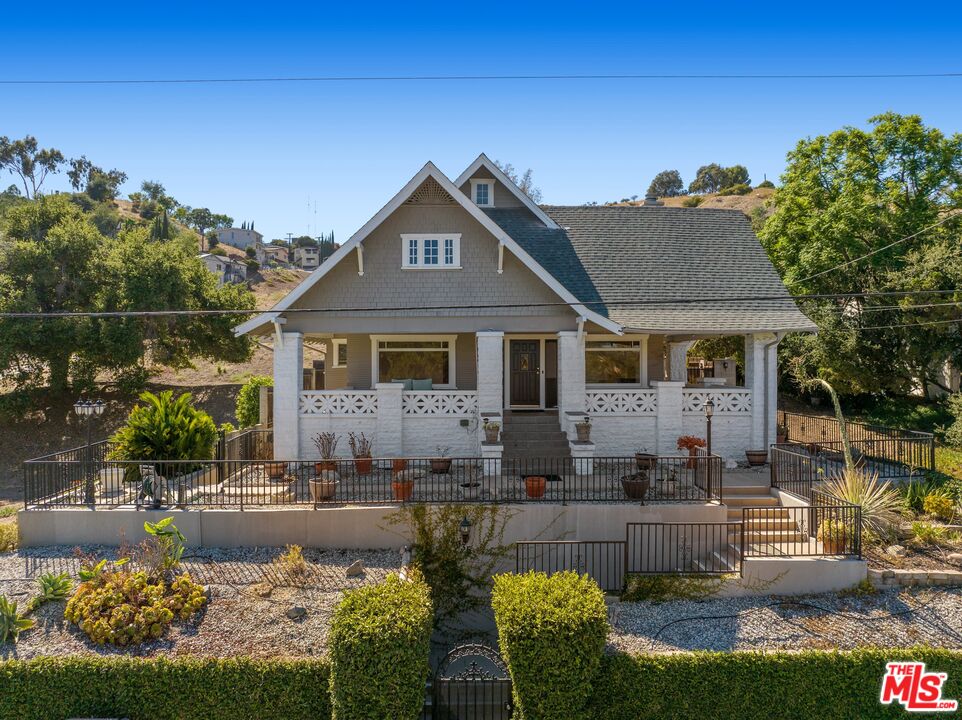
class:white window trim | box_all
[585,333,650,388]
[370,334,458,389]
[400,233,462,270]
[331,339,348,368]
[469,179,494,207]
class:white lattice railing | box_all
[585,390,657,415]
[682,389,752,414]
[403,391,478,417]
[299,391,378,416]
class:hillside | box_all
[611,186,775,218]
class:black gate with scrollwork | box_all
[424,643,513,719]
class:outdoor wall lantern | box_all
[459,516,473,547]
[704,398,715,456]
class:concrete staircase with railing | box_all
[500,410,572,471]
[724,483,808,551]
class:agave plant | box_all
[823,468,902,541]
[0,596,34,644]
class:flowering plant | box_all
[676,435,707,451]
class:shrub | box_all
[0,656,332,720]
[329,571,432,720]
[0,521,16,552]
[681,195,703,207]
[236,375,272,427]
[924,489,956,521]
[0,595,34,643]
[946,393,962,449]
[756,179,776,189]
[900,476,942,514]
[910,521,957,546]
[492,571,609,720]
[718,182,752,195]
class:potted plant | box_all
[309,470,339,501]
[348,432,373,474]
[620,471,650,501]
[817,518,848,554]
[460,480,481,499]
[745,449,768,466]
[776,422,788,445]
[575,416,592,442]
[264,461,287,480]
[676,435,707,468]
[524,475,547,499]
[431,446,452,474]
[392,458,408,473]
[483,419,501,444]
[392,468,420,501]
[312,432,338,473]
[634,448,657,471]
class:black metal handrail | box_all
[625,521,742,575]
[515,541,626,592]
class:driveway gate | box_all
[426,643,513,719]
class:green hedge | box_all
[0,656,331,720]
[329,571,433,720]
[590,648,962,719]
[492,571,609,720]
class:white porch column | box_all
[558,331,586,438]
[640,334,650,387]
[668,340,694,383]
[273,330,303,459]
[764,335,782,451]
[375,382,404,458]
[651,381,685,455]
[476,331,504,415]
[744,333,777,452]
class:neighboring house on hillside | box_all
[235,153,815,463]
[214,227,263,250]
[255,241,290,268]
[292,245,321,271]
[198,253,247,285]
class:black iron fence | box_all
[515,541,626,592]
[23,452,723,509]
[742,490,861,558]
[777,410,934,473]
[625,521,742,575]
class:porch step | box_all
[731,529,807,543]
[501,411,571,463]
[723,485,774,496]
[723,494,779,508]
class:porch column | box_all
[651,381,685,455]
[273,330,303,459]
[557,331,586,438]
[744,333,777,452]
[375,383,404,458]
[668,340,694,383]
[475,331,504,414]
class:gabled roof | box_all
[485,205,816,334]
[233,162,620,336]
[453,153,560,230]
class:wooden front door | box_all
[510,340,540,406]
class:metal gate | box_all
[426,643,513,719]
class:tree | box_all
[293,235,317,247]
[67,156,127,201]
[722,164,750,187]
[646,170,684,197]
[0,136,65,198]
[688,163,726,194]
[760,112,962,395]
[493,160,543,203]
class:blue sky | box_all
[2,1,961,242]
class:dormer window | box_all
[401,234,461,269]
[470,179,494,207]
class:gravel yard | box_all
[0,545,400,660]
[609,586,962,653]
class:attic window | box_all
[401,234,461,269]
[470,179,494,207]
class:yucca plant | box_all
[901,477,942,515]
[0,596,34,644]
[823,467,901,541]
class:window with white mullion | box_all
[401,234,461,269]
[407,238,419,266]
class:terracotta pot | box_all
[525,476,547,499]
[575,424,591,442]
[392,479,415,502]
[634,453,657,471]
[309,472,339,501]
[264,462,286,480]
[745,450,768,466]
[484,428,500,444]
[776,433,787,445]
[391,458,408,473]
[354,457,373,474]
[430,458,452,474]
[686,447,699,469]
[315,460,337,473]
[821,538,846,554]
[620,473,650,501]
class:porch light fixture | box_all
[704,398,715,457]
[74,399,106,506]
[459,516,473,547]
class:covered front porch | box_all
[273,327,781,463]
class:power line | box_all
[790,211,962,285]
[855,317,962,331]
[0,289,957,319]
[2,72,962,85]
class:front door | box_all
[510,340,540,406]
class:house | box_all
[197,253,247,285]
[292,245,321,270]
[214,227,263,250]
[234,154,816,464]
[254,241,290,267]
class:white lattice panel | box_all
[402,391,478,417]
[299,392,378,416]
[682,389,752,414]
[585,390,657,415]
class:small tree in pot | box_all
[574,416,591,442]
[431,446,452,474]
[348,432,373,474]
[312,432,338,473]
[676,435,707,469]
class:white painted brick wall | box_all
[681,414,753,463]
[273,331,303,458]
[587,416,658,456]
[374,383,403,457]
[476,331,504,414]
[299,417,378,458]
[402,417,479,456]
[652,381,684,455]
[558,331,585,437]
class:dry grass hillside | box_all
[611,186,775,219]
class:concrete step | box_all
[501,428,568,438]
[723,495,780,507]
[727,506,790,518]
[723,485,774,496]
[501,441,571,451]
[738,517,799,531]
[731,530,807,543]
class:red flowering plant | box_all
[676,435,707,452]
